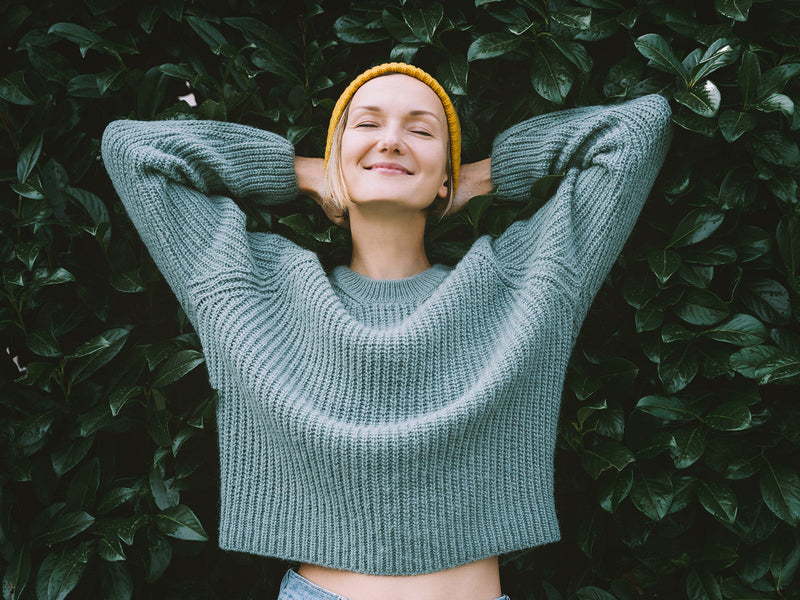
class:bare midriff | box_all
[297,556,502,600]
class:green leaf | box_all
[658,343,700,393]
[718,110,756,143]
[37,511,95,546]
[743,278,791,325]
[669,208,725,248]
[102,563,133,600]
[635,395,695,421]
[777,216,800,283]
[144,534,172,583]
[575,587,618,600]
[738,50,760,104]
[705,400,752,431]
[704,439,760,480]
[402,2,443,43]
[737,226,771,262]
[631,471,674,521]
[675,80,721,117]
[686,568,722,600]
[581,440,635,478]
[552,6,592,30]
[635,307,663,332]
[109,270,146,293]
[17,133,43,184]
[97,487,138,515]
[149,468,179,510]
[381,7,416,43]
[0,71,37,105]
[634,33,688,81]
[2,544,31,600]
[35,546,89,600]
[598,468,633,513]
[757,63,800,98]
[715,0,752,22]
[696,480,738,523]
[155,504,209,541]
[467,32,521,61]
[138,6,160,34]
[47,22,102,55]
[760,461,800,526]
[702,314,767,346]
[26,328,61,358]
[109,385,143,417]
[250,49,303,84]
[690,39,739,83]
[437,54,468,96]
[186,16,228,53]
[753,93,795,117]
[530,45,574,104]
[748,130,800,167]
[69,328,131,386]
[672,113,716,137]
[152,349,205,387]
[647,248,681,284]
[550,38,593,75]
[636,431,677,460]
[96,532,126,562]
[65,186,110,226]
[671,428,705,468]
[676,290,729,326]
[51,436,93,477]
[333,15,389,44]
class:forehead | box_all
[349,74,446,124]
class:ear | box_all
[437,177,449,199]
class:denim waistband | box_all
[277,568,511,600]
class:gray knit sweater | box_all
[101,94,672,575]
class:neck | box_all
[347,204,430,280]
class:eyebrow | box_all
[350,105,443,121]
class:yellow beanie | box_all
[324,62,461,193]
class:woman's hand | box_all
[449,158,493,215]
[294,156,350,229]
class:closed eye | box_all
[413,130,432,136]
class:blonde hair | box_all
[323,101,455,221]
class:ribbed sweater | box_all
[101,94,672,575]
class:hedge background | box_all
[2,0,799,598]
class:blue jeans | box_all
[277,568,510,600]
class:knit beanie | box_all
[324,62,461,193]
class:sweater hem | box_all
[218,531,562,576]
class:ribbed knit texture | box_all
[101,95,672,575]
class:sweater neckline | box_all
[329,263,451,304]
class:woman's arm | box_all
[488,94,673,325]
[102,119,298,321]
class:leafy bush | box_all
[2,0,799,598]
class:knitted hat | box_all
[324,62,461,193]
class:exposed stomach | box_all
[297,556,502,600]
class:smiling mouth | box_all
[365,163,413,174]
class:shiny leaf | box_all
[760,461,800,526]
[674,80,722,117]
[696,480,738,523]
[155,504,209,541]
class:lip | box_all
[365,162,413,174]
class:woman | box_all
[102,62,672,600]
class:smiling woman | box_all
[101,62,672,600]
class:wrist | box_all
[294,156,324,199]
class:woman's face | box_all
[339,74,449,213]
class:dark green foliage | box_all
[1,0,798,598]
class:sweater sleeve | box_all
[101,119,299,321]
[489,94,673,326]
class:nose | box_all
[378,126,403,153]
